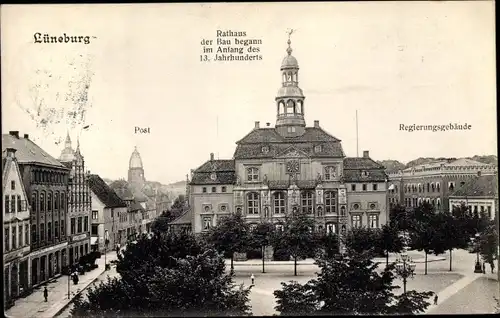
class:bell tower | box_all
[275,29,306,137]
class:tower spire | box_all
[286,28,294,55]
[65,130,72,148]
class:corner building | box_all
[189,39,388,236]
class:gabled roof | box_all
[88,174,127,208]
[129,200,145,212]
[195,160,235,173]
[450,174,498,198]
[169,208,193,225]
[234,142,344,159]
[343,157,385,170]
[190,159,236,185]
[2,134,67,168]
[109,180,135,201]
[2,154,29,201]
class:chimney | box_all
[9,131,19,138]
[363,150,369,158]
[266,122,271,127]
[254,121,260,129]
[314,120,320,128]
[23,134,29,139]
[210,153,214,161]
[5,148,17,158]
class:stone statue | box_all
[263,174,268,184]
[317,172,322,182]
[236,175,241,186]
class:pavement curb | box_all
[49,268,106,317]
[228,257,446,267]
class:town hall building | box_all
[188,37,389,236]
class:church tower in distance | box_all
[128,146,145,187]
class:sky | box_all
[1,2,497,184]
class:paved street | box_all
[5,251,118,318]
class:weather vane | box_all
[286,28,294,40]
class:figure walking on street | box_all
[43,286,48,302]
[433,294,438,305]
[491,262,495,273]
[482,262,486,274]
[251,274,255,285]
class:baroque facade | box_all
[2,131,70,289]
[3,147,31,305]
[189,39,388,236]
[59,133,92,266]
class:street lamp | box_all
[471,233,483,273]
[394,251,416,294]
[104,229,110,271]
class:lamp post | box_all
[104,229,109,271]
[395,250,416,294]
[471,233,483,273]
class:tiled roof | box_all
[60,161,73,169]
[2,157,7,173]
[343,169,387,182]
[169,208,193,225]
[88,174,127,208]
[343,157,385,170]
[109,180,135,201]
[2,134,67,168]
[191,159,236,185]
[195,160,235,172]
[236,127,340,144]
[450,174,498,197]
[234,142,344,159]
[129,200,145,212]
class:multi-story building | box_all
[88,174,128,252]
[59,133,92,266]
[388,158,497,212]
[3,148,31,305]
[2,131,70,287]
[109,180,143,241]
[449,173,498,221]
[188,38,388,240]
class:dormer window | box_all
[247,167,260,182]
[314,145,322,153]
[261,146,269,153]
[362,170,369,177]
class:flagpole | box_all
[216,116,219,159]
[356,110,359,157]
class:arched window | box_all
[287,72,292,81]
[437,198,441,210]
[340,206,346,216]
[40,192,45,212]
[273,192,285,214]
[60,192,65,211]
[418,184,422,193]
[301,191,314,214]
[54,192,59,210]
[286,100,295,114]
[437,183,441,192]
[31,224,37,243]
[31,192,38,212]
[247,192,260,215]
[282,73,287,83]
[325,191,336,214]
[431,183,435,192]
[278,101,285,114]
[317,206,323,216]
[426,183,430,192]
[297,100,303,114]
[47,192,52,212]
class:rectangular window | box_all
[11,195,16,213]
[91,224,98,235]
[247,167,259,182]
[11,180,15,190]
[31,224,37,243]
[92,210,98,220]
[71,218,76,235]
[487,206,492,218]
[203,217,212,231]
[202,187,207,193]
[372,184,378,191]
[77,217,82,233]
[55,221,59,238]
[111,209,114,218]
[47,222,52,241]
[84,216,89,232]
[351,184,356,191]
[17,195,22,212]
[25,224,29,245]
[18,225,23,247]
[12,226,16,250]
[211,187,216,193]
[5,195,10,213]
[362,184,367,191]
[324,166,336,180]
[368,214,379,229]
[222,186,227,193]
[61,220,65,238]
[4,227,9,251]
[351,215,361,228]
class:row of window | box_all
[202,186,227,193]
[404,197,442,209]
[31,170,68,185]
[31,191,66,213]
[70,216,89,235]
[451,204,493,219]
[4,195,28,213]
[243,166,343,182]
[277,98,304,116]
[4,221,29,252]
[31,220,65,244]
[68,191,90,205]
[350,183,379,191]
[404,182,442,193]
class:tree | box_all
[343,226,382,256]
[150,194,188,235]
[316,232,340,259]
[275,210,318,276]
[377,223,405,267]
[72,250,252,317]
[273,250,433,315]
[479,224,499,270]
[248,221,275,273]
[207,212,250,271]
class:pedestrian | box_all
[433,294,438,305]
[491,262,495,274]
[43,286,48,302]
[482,262,486,274]
[251,274,255,285]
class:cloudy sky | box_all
[1,2,496,184]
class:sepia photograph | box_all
[1,1,498,316]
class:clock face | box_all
[286,160,300,173]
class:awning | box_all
[91,237,98,245]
